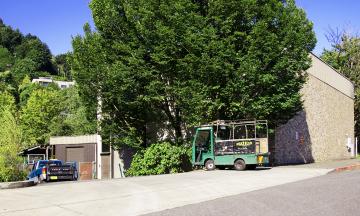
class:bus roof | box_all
[199,119,267,127]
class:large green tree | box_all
[72,0,316,147]
[321,33,360,138]
[0,107,26,182]
[20,88,62,146]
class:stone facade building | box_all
[275,53,355,164]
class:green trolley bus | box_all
[192,120,270,170]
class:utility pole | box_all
[96,92,103,179]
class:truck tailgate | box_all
[47,165,75,180]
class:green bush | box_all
[126,142,192,176]
[0,162,27,182]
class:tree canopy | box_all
[72,0,316,148]
[20,88,62,146]
[0,19,60,87]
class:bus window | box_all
[246,125,256,139]
[256,124,268,138]
[234,125,246,139]
[195,130,210,149]
[215,125,231,141]
[234,125,255,139]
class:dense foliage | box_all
[0,19,56,85]
[0,19,73,88]
[321,33,360,139]
[0,19,96,181]
[0,107,27,182]
[18,85,96,147]
[0,19,96,146]
[126,142,191,176]
[72,0,316,150]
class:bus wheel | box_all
[234,159,246,171]
[205,159,215,171]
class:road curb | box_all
[0,180,36,190]
[328,164,360,174]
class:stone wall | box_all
[275,74,354,164]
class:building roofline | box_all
[50,134,99,145]
[309,52,355,87]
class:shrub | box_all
[126,142,192,176]
[0,162,27,182]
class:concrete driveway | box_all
[0,167,331,216]
[146,170,360,216]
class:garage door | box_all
[66,147,85,163]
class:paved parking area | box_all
[0,167,331,216]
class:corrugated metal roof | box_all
[50,134,99,145]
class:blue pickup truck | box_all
[28,160,78,182]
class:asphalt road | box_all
[0,167,330,216]
[145,170,360,216]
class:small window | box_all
[27,154,45,164]
[256,124,268,138]
[234,125,255,139]
[234,125,246,139]
[38,161,47,168]
[215,125,232,141]
[195,130,210,147]
[246,125,256,139]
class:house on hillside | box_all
[275,53,355,164]
[32,77,75,89]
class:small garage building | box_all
[49,134,110,180]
